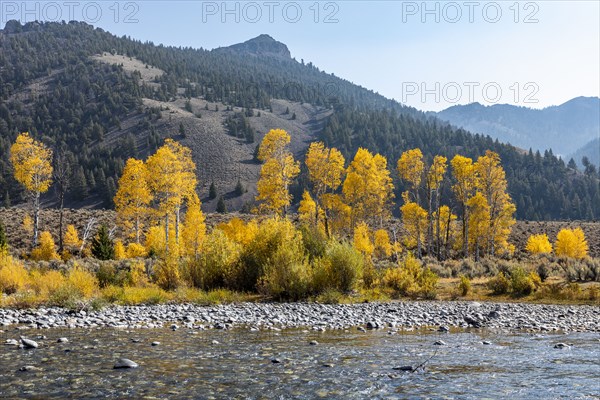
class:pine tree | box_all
[0,221,7,253]
[91,225,115,260]
[216,196,227,213]
[209,182,217,199]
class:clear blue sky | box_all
[5,1,599,111]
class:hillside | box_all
[436,97,600,162]
[0,20,599,220]
[569,138,600,170]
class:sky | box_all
[2,1,599,111]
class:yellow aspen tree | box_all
[474,151,516,256]
[526,233,553,254]
[145,141,185,256]
[434,205,457,259]
[467,192,490,260]
[31,231,60,261]
[114,158,152,243]
[305,142,345,234]
[451,155,476,257]
[165,139,198,243]
[217,218,258,246]
[374,229,393,259]
[298,190,318,226]
[426,155,447,258]
[353,222,374,256]
[343,148,394,227]
[181,200,206,260]
[255,129,300,216]
[63,224,82,251]
[321,193,352,236]
[397,148,424,203]
[555,228,588,259]
[10,133,53,246]
[114,240,126,260]
[400,201,428,257]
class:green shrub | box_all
[316,288,343,304]
[488,271,510,295]
[323,241,363,293]
[458,274,471,296]
[510,267,536,296]
[300,224,327,261]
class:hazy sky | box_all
[4,1,599,111]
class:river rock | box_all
[20,337,38,349]
[57,337,69,343]
[434,340,446,346]
[151,341,160,346]
[554,343,569,349]
[114,358,139,369]
[5,339,19,346]
[19,365,41,372]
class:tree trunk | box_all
[463,205,469,258]
[33,192,40,247]
[165,213,169,256]
[58,191,65,253]
[135,216,140,244]
[175,206,180,244]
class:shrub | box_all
[238,218,304,291]
[458,275,471,296]
[30,231,60,261]
[510,267,537,296]
[96,262,129,288]
[63,225,82,251]
[555,228,588,259]
[488,271,510,295]
[323,241,364,292]
[259,245,311,300]
[190,229,241,289]
[525,233,552,254]
[128,261,150,287]
[383,254,438,299]
[114,240,126,260]
[30,269,65,298]
[67,265,99,298]
[126,242,147,258]
[154,257,181,290]
[299,224,327,261]
[0,255,28,294]
[316,288,343,304]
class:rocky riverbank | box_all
[1,301,598,333]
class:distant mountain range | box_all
[436,97,600,166]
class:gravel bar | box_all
[1,301,598,332]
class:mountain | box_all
[570,138,600,169]
[0,20,598,220]
[214,34,291,59]
[436,97,600,160]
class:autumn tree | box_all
[400,201,428,257]
[298,190,318,226]
[343,148,394,227]
[114,158,152,243]
[255,129,300,216]
[450,155,476,257]
[30,231,60,261]
[63,224,82,253]
[353,222,374,256]
[555,228,588,259]
[181,200,206,260]
[146,139,197,255]
[473,151,516,256]
[10,133,53,246]
[526,233,552,254]
[427,156,447,258]
[305,142,345,234]
[53,147,73,252]
[397,148,424,203]
[467,192,490,260]
[434,205,457,259]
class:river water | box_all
[1,327,598,399]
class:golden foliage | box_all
[30,231,60,261]
[217,218,258,246]
[66,265,99,298]
[353,222,374,256]
[256,129,300,215]
[555,228,588,259]
[23,215,33,236]
[298,190,318,225]
[114,158,152,242]
[126,242,147,258]
[114,240,126,260]
[181,201,206,259]
[373,229,392,258]
[400,201,428,250]
[343,148,394,226]
[63,224,82,250]
[397,148,424,198]
[10,132,53,194]
[526,233,553,254]
[0,254,28,294]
